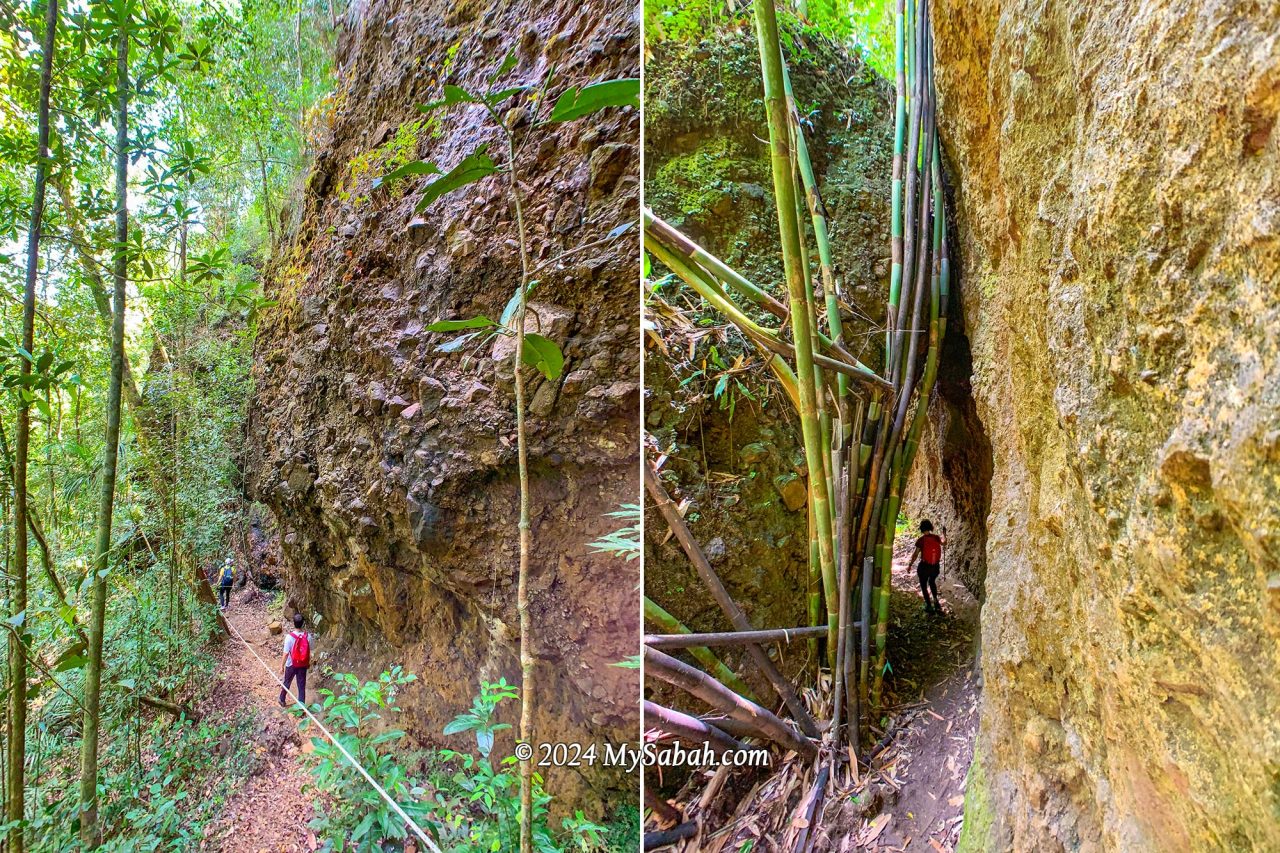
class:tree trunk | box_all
[8,4,57,847]
[79,22,127,849]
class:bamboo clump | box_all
[641,0,950,781]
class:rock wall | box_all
[243,0,639,813]
[932,1,1280,848]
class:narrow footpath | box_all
[200,586,320,852]
[819,547,981,852]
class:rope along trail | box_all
[222,615,443,853]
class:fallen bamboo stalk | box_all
[138,694,201,723]
[644,596,755,700]
[643,625,835,649]
[645,458,821,737]
[643,821,697,850]
[644,787,683,827]
[645,646,817,759]
[790,764,830,853]
[643,700,761,757]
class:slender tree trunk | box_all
[79,23,127,848]
[8,4,57,846]
[503,130,535,853]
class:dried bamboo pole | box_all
[643,701,766,758]
[643,596,754,700]
[645,625,834,648]
[645,647,817,759]
[645,458,821,737]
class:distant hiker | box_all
[217,556,235,610]
[908,520,946,614]
[280,613,312,707]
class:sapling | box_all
[378,53,637,853]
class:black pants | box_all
[218,583,232,608]
[280,665,308,706]
[917,562,941,610]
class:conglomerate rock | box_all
[243,0,639,813]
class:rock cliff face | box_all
[243,0,639,812]
[932,1,1280,848]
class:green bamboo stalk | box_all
[645,207,887,385]
[807,499,821,665]
[752,0,840,668]
[783,65,849,415]
[643,207,788,319]
[643,597,755,700]
[888,0,907,358]
[644,229,889,389]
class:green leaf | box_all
[500,280,539,328]
[55,653,88,673]
[487,85,530,107]
[419,84,481,115]
[6,610,24,628]
[373,160,441,189]
[436,332,479,353]
[36,352,53,372]
[643,251,651,279]
[488,50,518,85]
[425,316,497,332]
[118,678,136,691]
[545,78,639,123]
[521,334,564,381]
[415,146,500,213]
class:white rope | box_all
[222,613,444,853]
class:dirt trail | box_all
[817,548,981,852]
[200,587,319,852]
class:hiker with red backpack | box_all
[908,519,947,615]
[280,612,313,706]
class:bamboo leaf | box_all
[521,333,563,381]
[415,146,499,212]
[544,78,639,123]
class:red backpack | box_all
[289,631,310,667]
[920,533,943,565]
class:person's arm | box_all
[281,634,292,673]
[907,543,921,571]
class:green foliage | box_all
[589,504,642,562]
[546,79,640,123]
[302,667,436,852]
[24,707,259,851]
[645,0,893,78]
[433,680,609,853]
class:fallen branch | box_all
[645,457,820,738]
[643,821,697,850]
[645,625,832,649]
[643,700,763,758]
[138,694,201,723]
[645,646,816,760]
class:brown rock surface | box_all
[243,0,639,813]
[932,1,1280,848]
